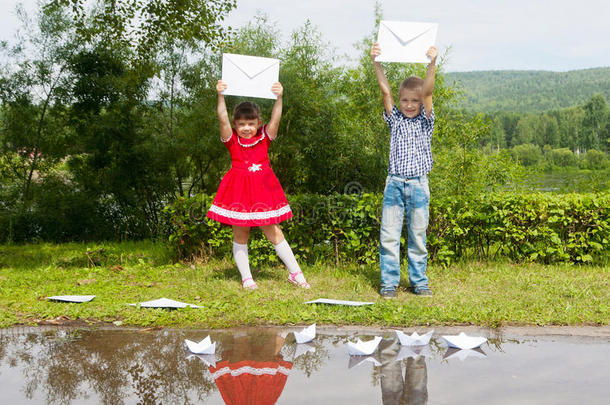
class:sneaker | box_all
[414,287,433,296]
[380,289,397,299]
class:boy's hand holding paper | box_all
[221,53,280,99]
[375,20,438,63]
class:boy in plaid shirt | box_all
[370,42,438,298]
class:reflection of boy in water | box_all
[379,338,428,405]
[209,331,292,405]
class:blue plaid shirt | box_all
[383,105,434,178]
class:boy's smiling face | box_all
[233,118,262,139]
[399,87,423,118]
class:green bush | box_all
[545,148,577,167]
[164,192,610,266]
[511,143,543,166]
[580,149,609,170]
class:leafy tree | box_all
[582,94,608,151]
[46,0,236,59]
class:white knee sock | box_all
[233,242,253,284]
[274,240,306,283]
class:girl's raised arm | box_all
[266,82,283,140]
[216,80,232,141]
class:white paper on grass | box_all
[442,332,487,349]
[443,347,487,361]
[294,343,316,359]
[375,21,438,64]
[185,336,216,355]
[394,345,433,362]
[395,330,434,346]
[294,323,316,344]
[348,355,381,369]
[305,298,375,306]
[128,298,202,309]
[221,53,280,99]
[47,295,96,303]
[347,336,382,356]
[186,354,217,367]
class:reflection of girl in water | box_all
[209,332,292,405]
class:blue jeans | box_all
[380,174,430,292]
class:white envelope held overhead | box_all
[185,336,216,355]
[395,330,434,346]
[347,336,382,356]
[376,21,438,64]
[294,323,316,344]
[222,53,280,100]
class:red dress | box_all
[207,125,292,226]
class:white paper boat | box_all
[294,323,316,344]
[441,332,487,349]
[347,336,382,356]
[128,298,202,309]
[394,345,432,361]
[305,298,375,306]
[443,347,487,361]
[186,353,217,367]
[47,295,96,303]
[294,343,316,358]
[348,355,381,369]
[185,336,216,355]
[395,330,434,346]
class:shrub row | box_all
[164,192,610,265]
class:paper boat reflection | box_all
[294,343,316,358]
[443,347,487,361]
[348,355,381,369]
[394,344,432,361]
[186,353,217,367]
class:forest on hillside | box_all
[446,68,610,113]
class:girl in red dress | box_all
[207,80,310,290]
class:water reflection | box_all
[1,327,608,404]
[379,338,428,405]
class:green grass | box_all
[0,241,608,328]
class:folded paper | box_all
[294,323,316,344]
[347,336,382,356]
[442,332,487,350]
[186,354,217,367]
[221,53,280,99]
[185,336,216,355]
[395,330,434,346]
[128,298,202,309]
[348,355,381,369]
[47,295,95,303]
[443,347,487,361]
[305,298,375,306]
[375,20,438,63]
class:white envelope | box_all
[47,295,96,303]
[375,20,438,64]
[128,298,202,309]
[221,53,280,100]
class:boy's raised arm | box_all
[422,46,438,118]
[266,82,283,140]
[216,80,232,141]
[371,43,394,116]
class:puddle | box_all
[0,327,608,404]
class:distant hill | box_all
[445,68,610,113]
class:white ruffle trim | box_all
[209,204,291,221]
[211,365,291,380]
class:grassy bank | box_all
[0,241,608,328]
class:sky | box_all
[1,0,609,72]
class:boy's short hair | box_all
[399,76,424,92]
[233,101,261,121]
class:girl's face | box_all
[234,118,262,139]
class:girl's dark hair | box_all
[233,101,261,121]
